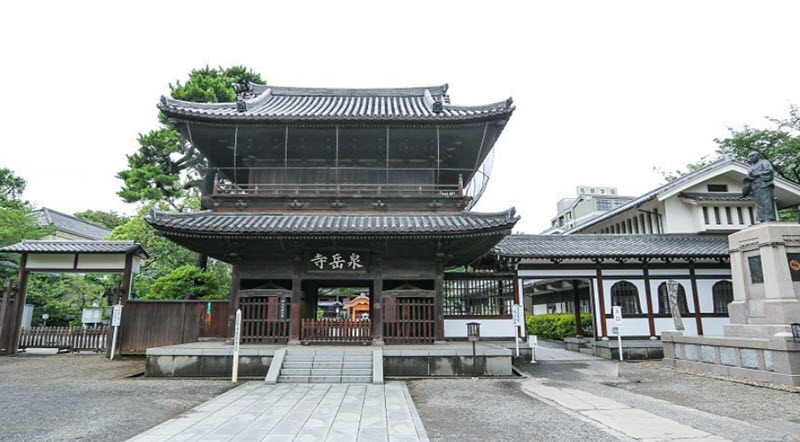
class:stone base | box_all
[662,331,800,386]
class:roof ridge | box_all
[34,207,112,231]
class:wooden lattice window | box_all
[713,280,733,314]
[657,282,690,315]
[610,281,641,315]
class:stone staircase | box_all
[266,348,382,384]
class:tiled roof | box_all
[0,240,147,256]
[159,83,514,122]
[146,209,519,237]
[494,234,729,260]
[678,192,752,202]
[33,208,112,241]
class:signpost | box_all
[110,304,122,360]
[612,305,623,361]
[232,309,242,383]
[512,304,524,357]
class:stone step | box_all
[579,348,595,355]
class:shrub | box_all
[526,313,593,340]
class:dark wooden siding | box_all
[119,300,229,354]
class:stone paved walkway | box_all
[128,382,428,442]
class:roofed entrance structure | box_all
[150,82,519,344]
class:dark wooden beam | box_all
[642,262,656,338]
[372,257,384,341]
[289,257,302,342]
[9,253,29,355]
[595,263,608,339]
[227,264,241,338]
[689,261,704,335]
[572,279,583,338]
[434,257,444,342]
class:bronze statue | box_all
[742,152,777,223]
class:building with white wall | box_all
[566,155,800,235]
[542,186,633,234]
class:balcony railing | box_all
[214,182,463,198]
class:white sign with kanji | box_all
[307,251,368,272]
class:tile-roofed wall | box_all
[494,234,729,259]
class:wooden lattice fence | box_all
[301,318,372,344]
[18,326,107,352]
[383,297,435,344]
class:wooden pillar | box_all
[372,257,384,341]
[120,253,134,303]
[0,280,13,355]
[642,261,657,338]
[227,264,241,338]
[595,262,608,339]
[289,257,303,342]
[105,281,122,359]
[572,280,583,338]
[9,253,29,355]
[689,261,704,336]
[434,258,445,342]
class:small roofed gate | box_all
[238,289,290,344]
[383,284,435,344]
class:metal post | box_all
[232,309,242,383]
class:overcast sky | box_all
[2,1,799,233]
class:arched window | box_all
[611,281,641,315]
[713,280,734,314]
[657,282,690,315]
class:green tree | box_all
[73,209,130,230]
[715,105,800,185]
[26,273,112,326]
[117,66,264,268]
[106,202,230,299]
[0,167,28,210]
[146,264,223,300]
[656,105,800,221]
[117,65,264,209]
[0,168,53,280]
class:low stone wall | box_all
[145,346,513,377]
[593,339,664,360]
[662,331,800,386]
[146,348,276,378]
[383,347,512,377]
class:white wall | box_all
[444,319,516,339]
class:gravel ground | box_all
[525,360,800,441]
[408,378,608,442]
[0,353,232,442]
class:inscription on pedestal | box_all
[748,256,764,284]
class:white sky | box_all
[2,1,799,233]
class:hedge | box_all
[526,313,593,340]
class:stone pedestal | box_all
[662,222,800,386]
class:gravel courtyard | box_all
[0,352,232,441]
